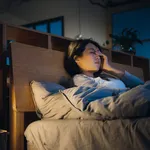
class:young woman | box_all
[64,39,144,91]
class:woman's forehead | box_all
[85,43,99,50]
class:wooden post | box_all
[9,83,25,150]
[9,109,24,150]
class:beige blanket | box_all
[25,118,150,150]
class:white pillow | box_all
[30,80,65,118]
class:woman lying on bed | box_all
[64,39,144,93]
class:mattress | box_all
[25,118,150,150]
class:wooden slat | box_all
[110,62,144,81]
[51,36,72,52]
[133,56,150,81]
[0,23,7,111]
[9,110,24,150]
[0,70,3,111]
[7,25,49,49]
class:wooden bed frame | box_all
[9,42,144,150]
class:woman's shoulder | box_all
[73,74,96,87]
[74,74,88,78]
[73,74,92,81]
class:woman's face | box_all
[75,43,102,76]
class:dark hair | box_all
[64,39,102,77]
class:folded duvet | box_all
[42,81,150,120]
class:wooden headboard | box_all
[9,42,144,150]
[10,42,69,112]
[10,42,144,112]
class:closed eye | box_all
[89,48,96,54]
[90,51,96,54]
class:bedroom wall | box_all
[0,0,108,45]
[0,12,27,25]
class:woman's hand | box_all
[100,53,112,71]
[100,53,125,78]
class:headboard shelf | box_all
[51,36,72,52]
[111,50,132,66]
[7,25,49,49]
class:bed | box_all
[9,42,150,150]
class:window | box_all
[35,23,47,33]
[112,8,150,59]
[50,20,63,36]
[23,16,64,36]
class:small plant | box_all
[103,28,143,54]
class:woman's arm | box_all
[119,71,144,88]
[100,54,144,88]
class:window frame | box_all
[23,16,64,36]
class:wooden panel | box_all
[10,42,144,113]
[111,50,131,65]
[110,62,144,81]
[102,49,111,60]
[51,35,72,52]
[0,24,6,110]
[0,24,4,53]
[0,24,3,110]
[9,110,24,150]
[133,56,150,81]
[10,42,69,112]
[0,23,7,52]
[0,71,3,111]
[6,25,49,49]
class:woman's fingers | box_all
[100,53,108,60]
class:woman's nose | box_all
[95,50,102,56]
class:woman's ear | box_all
[74,55,79,62]
[74,55,80,65]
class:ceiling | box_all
[90,0,145,8]
[0,0,147,13]
[0,0,30,13]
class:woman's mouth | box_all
[95,61,100,64]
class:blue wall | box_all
[112,7,150,59]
